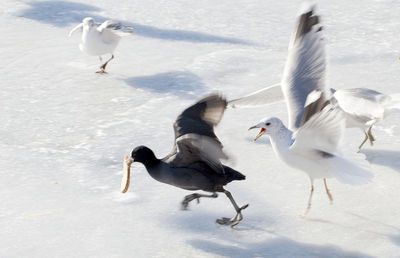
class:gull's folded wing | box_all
[98,20,133,41]
[334,88,389,123]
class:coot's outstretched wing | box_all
[164,94,228,173]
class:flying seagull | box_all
[249,4,373,215]
[121,94,248,227]
[69,17,133,73]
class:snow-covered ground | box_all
[1,0,400,257]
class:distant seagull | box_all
[69,17,133,73]
[332,88,400,149]
[121,94,248,227]
[248,4,372,215]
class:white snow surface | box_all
[1,0,400,257]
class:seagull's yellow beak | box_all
[248,126,266,141]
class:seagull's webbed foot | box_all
[180,192,218,210]
[97,54,114,73]
[216,204,249,227]
[367,126,375,146]
[324,178,333,204]
[96,68,107,74]
[358,132,369,150]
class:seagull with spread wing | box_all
[121,94,248,227]
[249,4,373,215]
[69,17,133,73]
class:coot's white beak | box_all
[121,156,134,193]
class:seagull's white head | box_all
[249,117,283,141]
[82,17,95,29]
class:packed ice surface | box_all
[1,0,400,257]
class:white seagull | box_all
[69,17,133,73]
[248,4,373,215]
[229,13,400,151]
[332,88,400,149]
[231,86,400,150]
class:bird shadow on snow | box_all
[160,209,371,257]
[18,1,251,45]
[345,212,400,248]
[123,71,207,98]
[307,213,400,249]
[187,237,373,258]
[17,1,101,27]
[360,149,400,172]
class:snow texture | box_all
[1,0,400,257]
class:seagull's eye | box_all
[266,122,271,126]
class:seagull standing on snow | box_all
[121,94,248,227]
[69,17,133,73]
[249,5,373,216]
[332,88,400,149]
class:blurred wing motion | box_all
[281,4,328,130]
[291,91,344,154]
[97,20,133,40]
[228,84,283,108]
[165,94,228,174]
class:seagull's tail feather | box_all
[329,149,373,185]
[222,165,246,183]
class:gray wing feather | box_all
[299,90,331,127]
[228,84,284,108]
[98,20,122,32]
[97,20,133,40]
[333,88,389,124]
[282,4,328,130]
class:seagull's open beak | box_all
[248,126,266,142]
[121,156,134,193]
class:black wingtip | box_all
[295,6,321,41]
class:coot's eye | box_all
[266,122,271,126]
